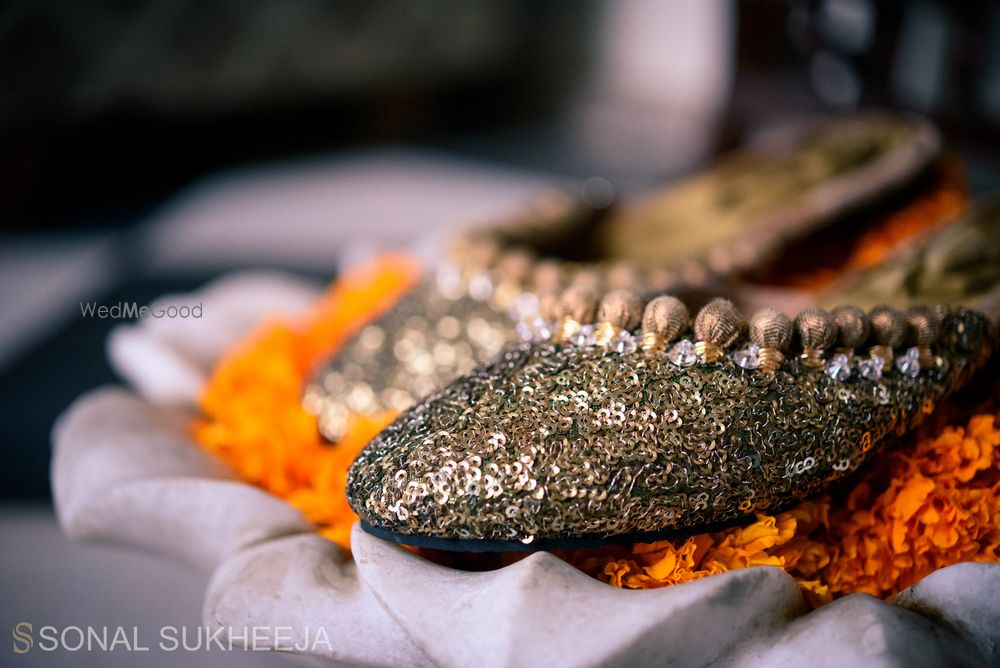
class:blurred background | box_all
[2,0,999,664]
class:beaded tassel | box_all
[750,308,793,373]
[693,298,744,363]
[595,289,643,347]
[906,305,942,369]
[554,286,599,342]
[831,304,870,358]
[868,305,907,368]
[641,296,689,354]
[796,308,836,369]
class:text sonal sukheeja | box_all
[11,623,334,654]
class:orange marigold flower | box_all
[195,256,419,550]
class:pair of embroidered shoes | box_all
[306,113,944,442]
[314,114,999,551]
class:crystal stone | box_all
[434,264,463,299]
[895,347,921,378]
[733,344,760,370]
[570,324,595,348]
[511,292,540,320]
[468,274,494,301]
[668,339,698,366]
[858,355,885,381]
[826,353,851,381]
[531,317,552,341]
[612,330,638,355]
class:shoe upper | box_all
[347,307,992,547]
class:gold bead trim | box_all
[799,348,825,370]
[594,321,619,348]
[555,317,581,343]
[539,285,948,379]
[641,331,666,354]
[758,347,785,373]
[833,346,855,359]
[869,344,894,368]
[694,340,724,364]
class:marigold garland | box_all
[196,256,418,548]
[195,257,999,603]
[563,412,999,605]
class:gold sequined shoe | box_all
[347,196,1000,551]
[307,114,948,442]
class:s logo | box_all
[12,622,32,654]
